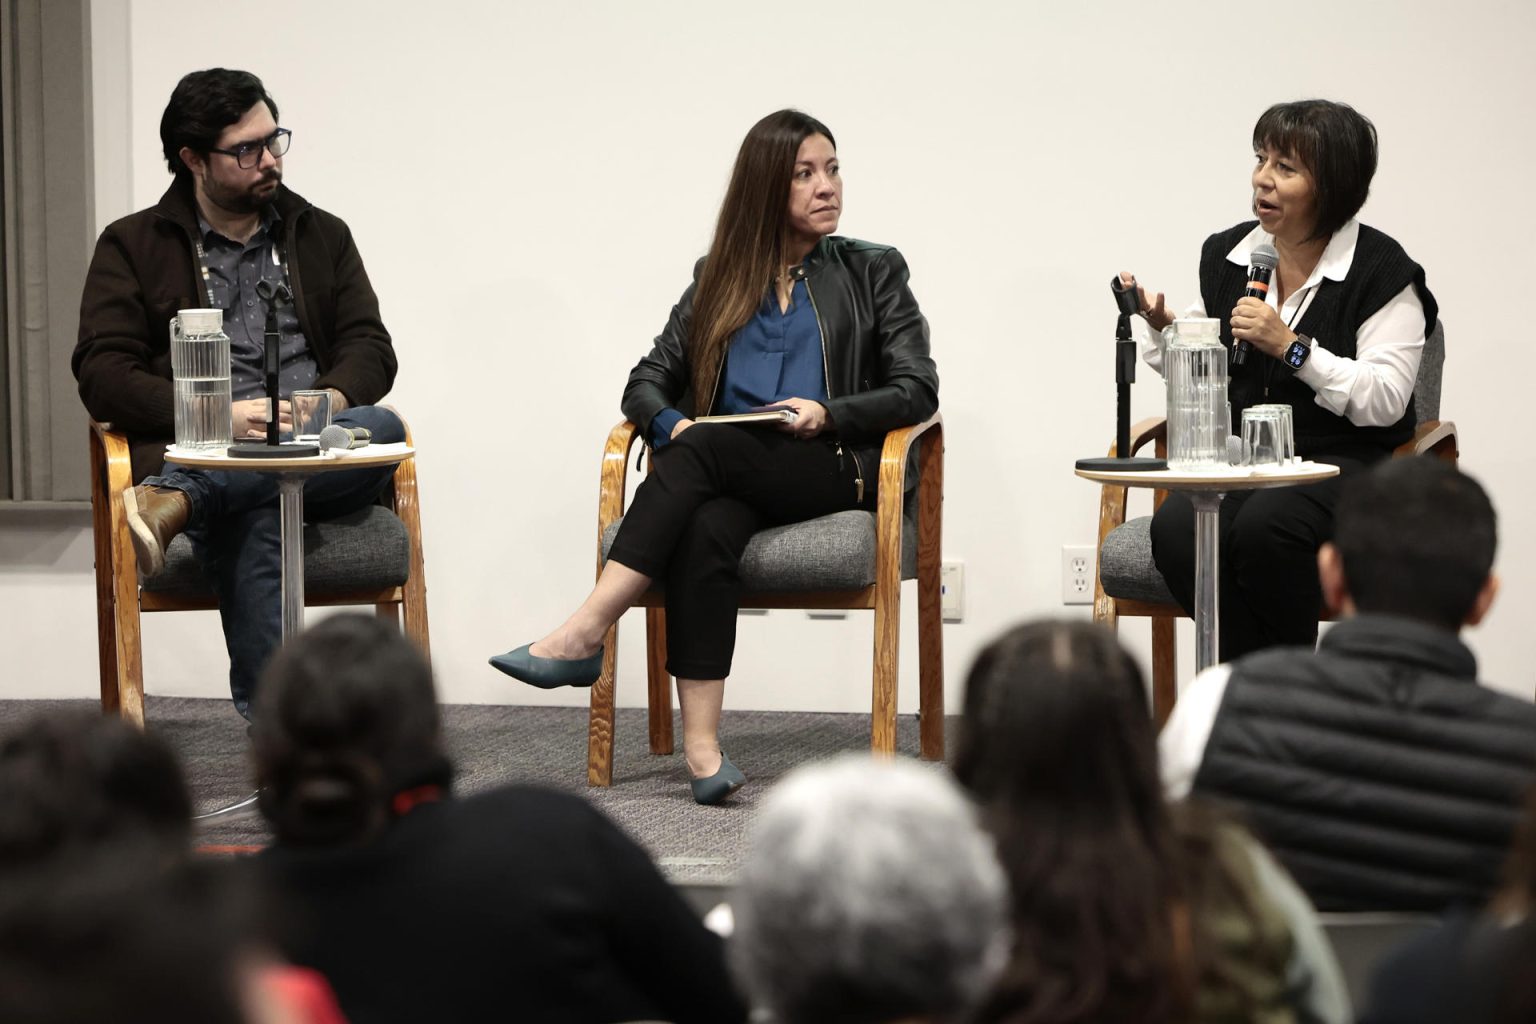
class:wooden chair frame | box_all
[1092,416,1459,726]
[89,417,430,724]
[586,413,946,786]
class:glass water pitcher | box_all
[170,308,233,450]
[1163,317,1231,470]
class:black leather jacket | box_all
[621,236,938,486]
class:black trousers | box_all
[605,425,869,679]
[1148,452,1374,662]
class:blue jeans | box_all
[143,406,406,717]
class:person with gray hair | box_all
[730,754,1009,1024]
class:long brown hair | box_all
[953,621,1290,1024]
[687,109,836,409]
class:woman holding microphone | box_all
[490,110,938,803]
[1126,99,1436,661]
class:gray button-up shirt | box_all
[195,206,318,400]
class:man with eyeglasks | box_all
[73,68,405,719]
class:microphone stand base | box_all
[1075,456,1168,472]
[227,441,320,459]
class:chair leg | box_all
[587,620,619,787]
[108,515,146,726]
[917,578,944,762]
[646,607,673,755]
[401,566,431,660]
[91,464,123,717]
[1151,615,1178,729]
[375,602,400,629]
[111,579,145,725]
[871,579,899,756]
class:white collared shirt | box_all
[1158,663,1233,799]
[1141,220,1426,428]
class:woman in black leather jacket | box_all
[491,109,937,804]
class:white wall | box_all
[5,0,1534,710]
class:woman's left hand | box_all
[776,398,829,439]
[1229,297,1296,358]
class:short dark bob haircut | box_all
[1253,99,1377,242]
[160,68,279,181]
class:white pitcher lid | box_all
[177,308,223,334]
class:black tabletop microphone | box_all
[1232,243,1278,366]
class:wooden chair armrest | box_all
[90,421,134,495]
[874,413,943,592]
[382,409,423,532]
[597,421,643,568]
[1399,420,1458,461]
[876,413,943,520]
[1122,416,1168,459]
[876,412,943,486]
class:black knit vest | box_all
[1192,616,1536,912]
[1198,222,1438,457]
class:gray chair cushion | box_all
[140,505,411,596]
[1098,516,1178,605]
[601,509,918,592]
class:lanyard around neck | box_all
[191,230,289,311]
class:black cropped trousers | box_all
[605,424,870,680]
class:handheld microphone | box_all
[318,424,373,451]
[1232,243,1278,366]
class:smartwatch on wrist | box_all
[1282,333,1313,372]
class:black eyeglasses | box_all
[208,128,292,169]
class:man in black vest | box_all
[1160,457,1536,911]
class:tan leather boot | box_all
[124,485,191,579]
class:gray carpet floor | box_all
[0,697,960,886]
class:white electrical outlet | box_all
[1061,545,1095,605]
[941,562,964,621]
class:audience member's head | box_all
[0,850,291,1024]
[730,754,1009,1024]
[954,620,1291,1024]
[0,710,191,872]
[253,614,449,847]
[0,712,294,1022]
[954,618,1161,829]
[160,68,279,180]
[1323,457,1498,631]
[954,619,1186,1023]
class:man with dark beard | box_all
[73,69,404,718]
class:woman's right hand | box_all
[1120,271,1172,332]
[670,418,695,440]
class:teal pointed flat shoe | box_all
[488,644,603,689]
[690,753,747,806]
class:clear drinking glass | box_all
[1241,407,1286,469]
[291,389,332,442]
[170,309,232,450]
[1247,403,1296,463]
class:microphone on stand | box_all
[1075,274,1167,473]
[1232,243,1279,367]
[229,271,318,459]
[256,278,292,445]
